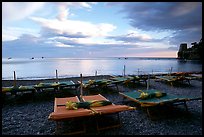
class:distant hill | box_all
[177,38,202,60]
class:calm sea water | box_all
[2,57,202,80]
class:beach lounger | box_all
[130,75,148,86]
[34,82,60,92]
[78,79,117,94]
[185,73,202,81]
[155,75,190,86]
[110,76,134,84]
[78,79,112,89]
[119,89,202,117]
[48,96,95,135]
[110,75,148,90]
[48,94,134,134]
[2,85,36,95]
[58,80,79,90]
[108,76,135,90]
[172,72,201,81]
[81,94,135,131]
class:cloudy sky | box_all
[2,2,202,58]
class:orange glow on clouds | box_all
[128,51,177,58]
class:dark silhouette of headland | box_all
[177,38,202,60]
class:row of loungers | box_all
[2,73,201,97]
[154,72,201,86]
[2,80,78,96]
[2,75,148,96]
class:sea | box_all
[2,57,202,80]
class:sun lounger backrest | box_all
[81,94,135,115]
[54,96,80,112]
[81,94,111,102]
[49,96,95,121]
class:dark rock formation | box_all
[177,38,202,60]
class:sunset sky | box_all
[2,2,202,58]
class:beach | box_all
[2,75,202,135]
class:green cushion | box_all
[137,90,167,100]
[65,100,112,110]
[2,87,14,93]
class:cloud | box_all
[30,17,117,38]
[3,2,189,58]
[107,31,155,43]
[2,26,40,41]
[3,32,177,58]
[2,2,45,22]
[168,28,202,46]
[54,2,96,20]
[2,2,96,22]
[120,2,202,31]
[118,2,202,48]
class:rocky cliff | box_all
[177,38,202,60]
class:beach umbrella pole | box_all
[147,74,150,90]
[123,65,126,77]
[13,71,16,87]
[80,73,83,101]
[56,69,59,83]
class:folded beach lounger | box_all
[48,96,95,135]
[155,75,190,86]
[119,89,202,117]
[81,94,135,131]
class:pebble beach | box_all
[2,75,202,135]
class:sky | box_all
[2,2,202,58]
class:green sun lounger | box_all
[2,85,36,95]
[109,76,136,89]
[119,89,201,117]
[34,82,60,92]
[110,76,134,84]
[155,75,190,86]
[119,89,201,107]
[58,80,79,89]
[78,79,112,89]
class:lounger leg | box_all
[116,84,119,92]
[187,80,191,85]
[145,80,147,87]
[183,101,188,112]
[64,120,86,135]
[55,121,60,135]
[170,82,173,87]
[146,108,152,118]
[31,90,35,101]
[55,119,86,135]
[96,113,121,133]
